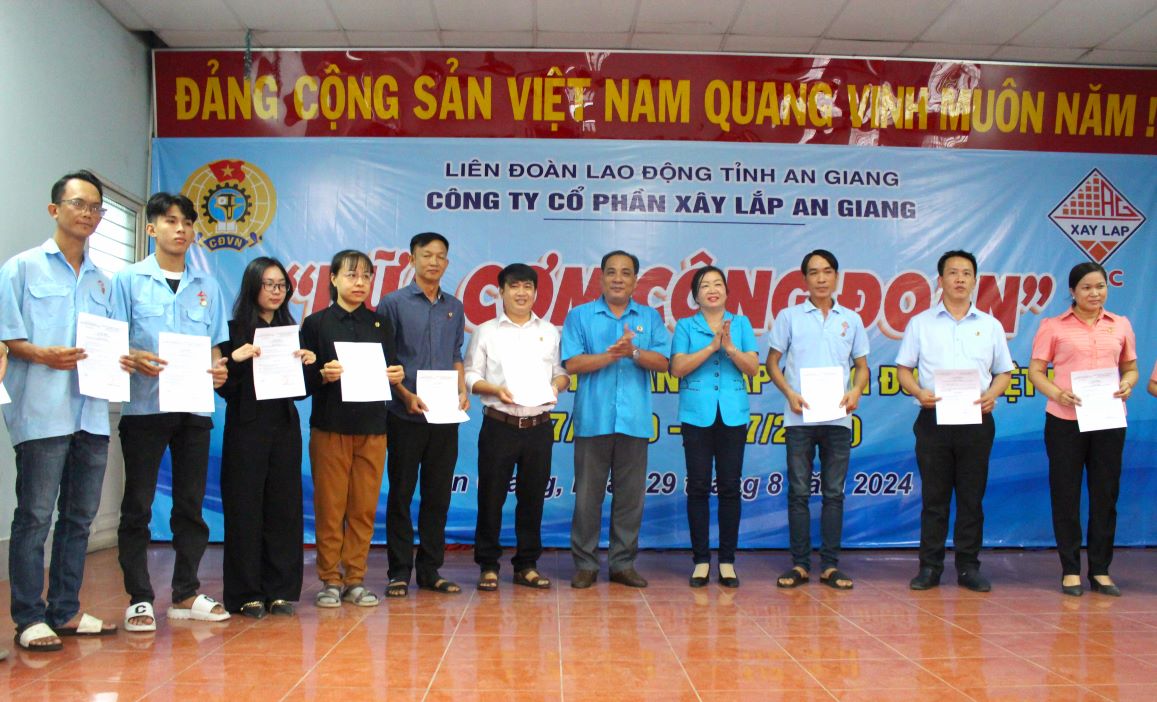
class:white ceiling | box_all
[96,0,1157,66]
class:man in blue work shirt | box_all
[111,192,230,631]
[768,249,869,591]
[1,170,129,651]
[562,250,670,589]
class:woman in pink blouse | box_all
[1028,262,1139,597]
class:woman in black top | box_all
[216,256,315,617]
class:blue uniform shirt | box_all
[0,239,114,444]
[769,299,870,429]
[377,280,465,422]
[672,311,757,428]
[561,297,670,439]
[111,254,228,417]
[895,302,1014,403]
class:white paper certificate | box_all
[418,369,470,424]
[800,366,846,423]
[503,355,557,408]
[1070,368,1127,432]
[158,332,215,413]
[75,312,130,401]
[0,382,10,405]
[334,341,392,402]
[935,368,982,426]
[251,326,306,400]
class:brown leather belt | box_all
[483,405,551,429]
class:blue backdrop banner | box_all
[149,137,1156,549]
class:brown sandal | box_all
[478,571,499,592]
[513,569,552,589]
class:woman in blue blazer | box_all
[670,266,760,587]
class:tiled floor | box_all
[2,546,1157,700]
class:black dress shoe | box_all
[1060,579,1083,597]
[1089,577,1121,597]
[718,574,740,589]
[957,570,992,593]
[909,567,941,590]
[570,569,598,589]
[609,568,648,588]
[689,574,709,588]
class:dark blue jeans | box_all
[9,432,109,629]
[682,415,746,565]
[785,425,851,571]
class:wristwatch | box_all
[631,347,641,361]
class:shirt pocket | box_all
[183,305,209,333]
[28,283,72,324]
[87,286,112,316]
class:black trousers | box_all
[1044,413,1125,577]
[117,413,212,604]
[682,414,746,565]
[913,409,995,574]
[220,408,304,610]
[473,415,552,573]
[385,413,459,584]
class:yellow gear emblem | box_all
[182,159,276,251]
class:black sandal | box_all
[513,569,552,589]
[385,579,409,598]
[820,568,854,590]
[239,601,266,619]
[777,567,809,589]
[478,571,499,592]
[420,578,461,594]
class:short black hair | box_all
[690,265,727,304]
[801,249,839,276]
[601,250,639,274]
[1067,262,1107,292]
[146,192,197,223]
[410,231,450,253]
[328,249,373,302]
[51,169,103,203]
[937,250,977,276]
[498,263,537,289]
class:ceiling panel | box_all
[435,0,533,32]
[631,33,725,51]
[920,0,1053,45]
[1013,0,1153,48]
[903,42,999,60]
[814,39,913,57]
[827,0,953,41]
[1100,7,1157,50]
[731,0,844,37]
[96,0,148,29]
[440,30,535,48]
[345,31,442,47]
[989,45,1089,63]
[156,30,251,47]
[255,31,347,48]
[537,0,637,33]
[225,0,339,31]
[721,35,819,54]
[636,0,742,34]
[537,32,632,49]
[329,0,438,32]
[1079,48,1157,66]
[129,0,245,32]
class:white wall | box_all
[0,0,151,575]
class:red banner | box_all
[154,50,1157,154]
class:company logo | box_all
[182,159,276,252]
[1048,169,1145,265]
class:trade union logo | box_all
[182,159,277,252]
[1048,169,1145,265]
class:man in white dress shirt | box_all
[464,263,569,591]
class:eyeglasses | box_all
[59,198,107,217]
[340,272,373,283]
[261,280,288,293]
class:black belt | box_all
[483,405,550,429]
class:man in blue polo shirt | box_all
[767,249,869,591]
[111,192,230,631]
[1,170,130,651]
[562,250,670,589]
[897,250,1013,593]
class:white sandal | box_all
[167,594,230,622]
[15,622,62,652]
[342,585,380,607]
[124,602,157,633]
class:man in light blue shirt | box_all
[896,250,1013,593]
[1,170,128,650]
[561,251,670,589]
[768,250,869,591]
[111,193,229,631]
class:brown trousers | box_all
[309,430,387,585]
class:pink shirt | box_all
[1031,309,1136,420]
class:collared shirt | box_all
[769,299,869,429]
[111,254,228,417]
[895,302,1014,404]
[377,280,465,422]
[1030,308,1136,421]
[0,239,113,444]
[464,312,566,417]
[561,296,671,439]
[672,311,757,428]
[301,303,397,434]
